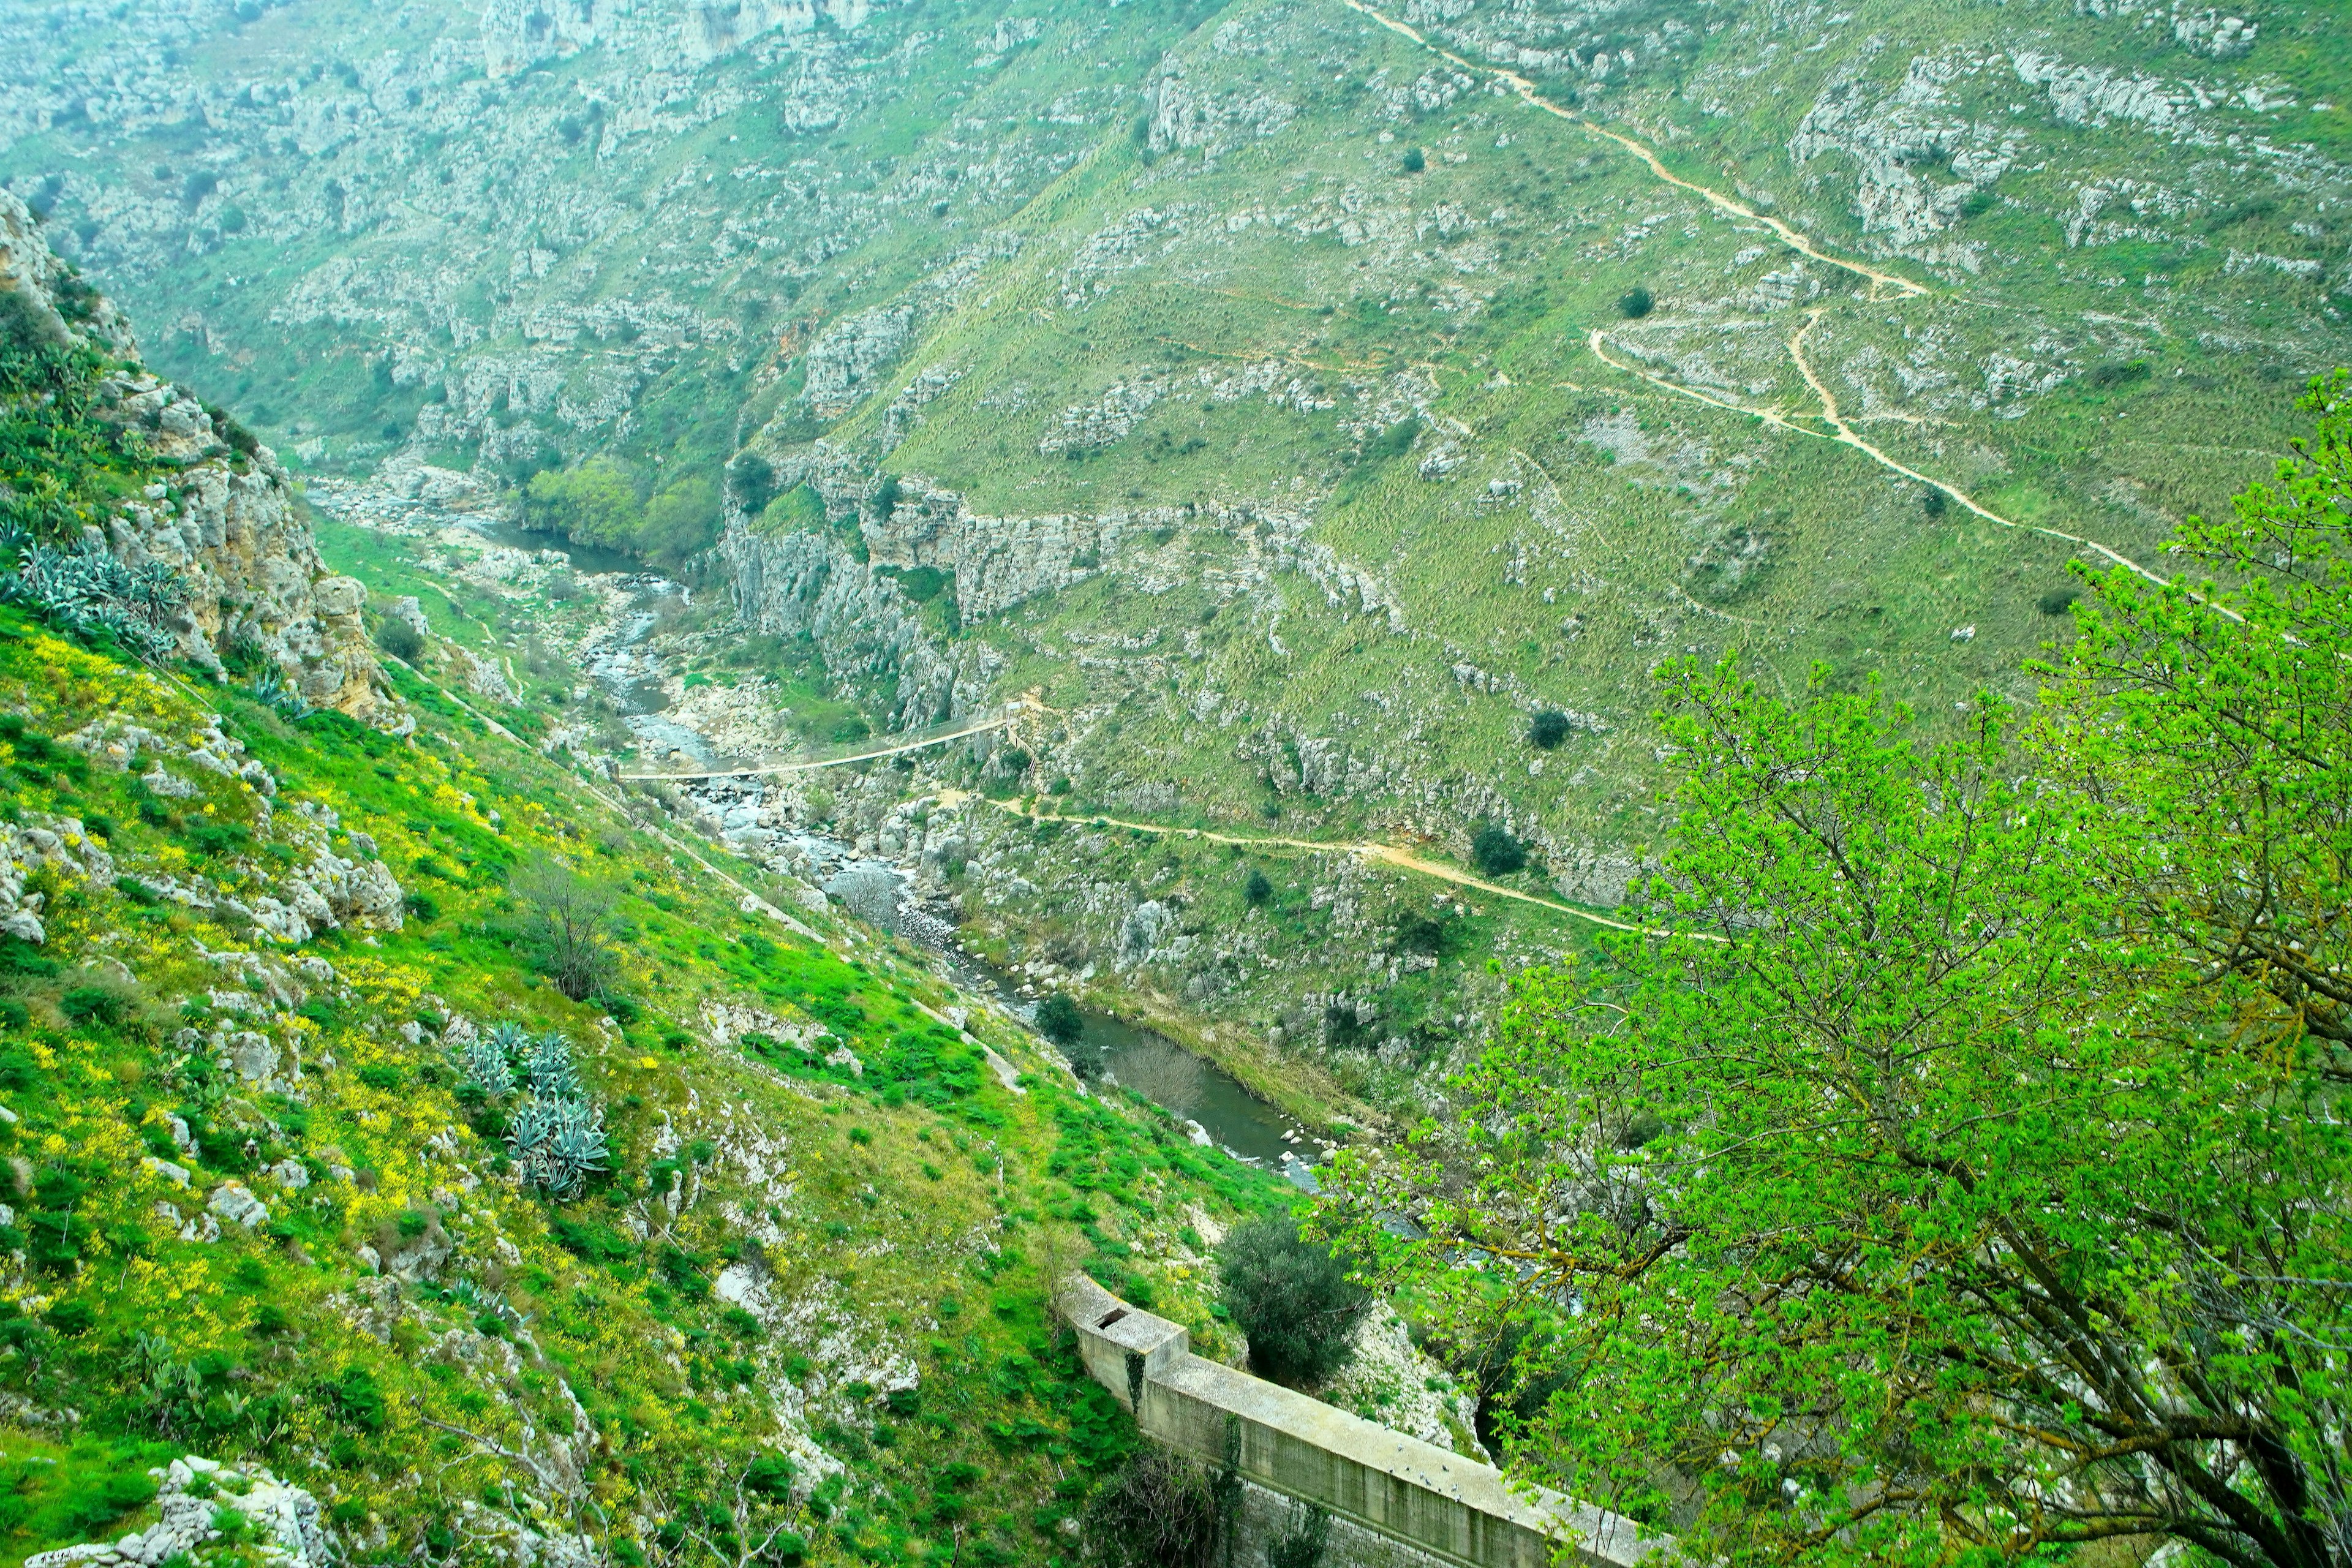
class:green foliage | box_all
[1080,1449,1222,1568]
[1033,993,1084,1049]
[374,616,424,663]
[1617,285,1654,318]
[521,458,639,552]
[757,483,827,533]
[638,473,722,567]
[1526,710,1571,750]
[1217,1211,1366,1387]
[1243,869,1272,907]
[1468,824,1523,877]
[1335,377,2352,1568]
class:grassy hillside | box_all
[0,608,1292,1563]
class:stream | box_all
[498,522,1331,1191]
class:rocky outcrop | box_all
[0,816,113,944]
[26,1454,333,1568]
[719,523,995,729]
[0,192,390,720]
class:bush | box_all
[1618,286,1654,318]
[1526,710,1572,750]
[509,856,619,1001]
[1244,869,1273,908]
[1471,824,1526,878]
[728,454,777,515]
[2040,585,2082,616]
[522,458,637,549]
[1218,1211,1367,1386]
[374,617,424,663]
[1921,487,1948,518]
[1400,146,1425,173]
[59,984,126,1027]
[1082,1449,1222,1568]
[1034,993,1084,1049]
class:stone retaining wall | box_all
[1057,1274,1672,1568]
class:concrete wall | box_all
[1057,1275,1672,1568]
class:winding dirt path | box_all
[1337,0,1929,300]
[1586,317,2218,606]
[1338,0,2241,617]
[940,790,1720,941]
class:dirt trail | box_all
[938,790,1719,941]
[1337,0,1929,300]
[1588,318,2220,608]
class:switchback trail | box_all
[938,790,1723,942]
[1338,0,1930,300]
[1587,317,2218,608]
[1339,0,2230,612]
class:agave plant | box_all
[524,1031,585,1102]
[247,666,313,720]
[1,538,187,662]
[484,1021,532,1064]
[507,1093,609,1199]
[454,1031,516,1096]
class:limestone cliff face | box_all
[718,522,1000,731]
[0,192,390,720]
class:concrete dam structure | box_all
[1057,1274,1675,1568]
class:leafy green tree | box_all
[639,473,722,566]
[1332,376,2352,1568]
[522,457,637,549]
[1034,993,1084,1049]
[1469,823,1524,877]
[1219,1211,1366,1387]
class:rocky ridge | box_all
[1,192,390,719]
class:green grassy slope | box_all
[0,608,1300,1564]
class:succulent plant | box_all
[454,1031,516,1096]
[524,1031,585,1102]
[1,538,187,662]
[507,1092,609,1199]
[246,667,312,720]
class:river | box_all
[497,520,1332,1191]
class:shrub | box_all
[728,454,777,514]
[1034,993,1084,1049]
[1471,824,1526,877]
[1618,285,1655,318]
[1400,146,1425,173]
[59,984,126,1027]
[1526,710,1572,750]
[1082,1448,1222,1568]
[1218,1211,1368,1386]
[1363,417,1418,462]
[2040,585,2082,616]
[509,856,619,1001]
[743,1452,795,1499]
[374,617,424,663]
[1922,487,1948,518]
[1393,909,1446,956]
[1244,869,1273,907]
